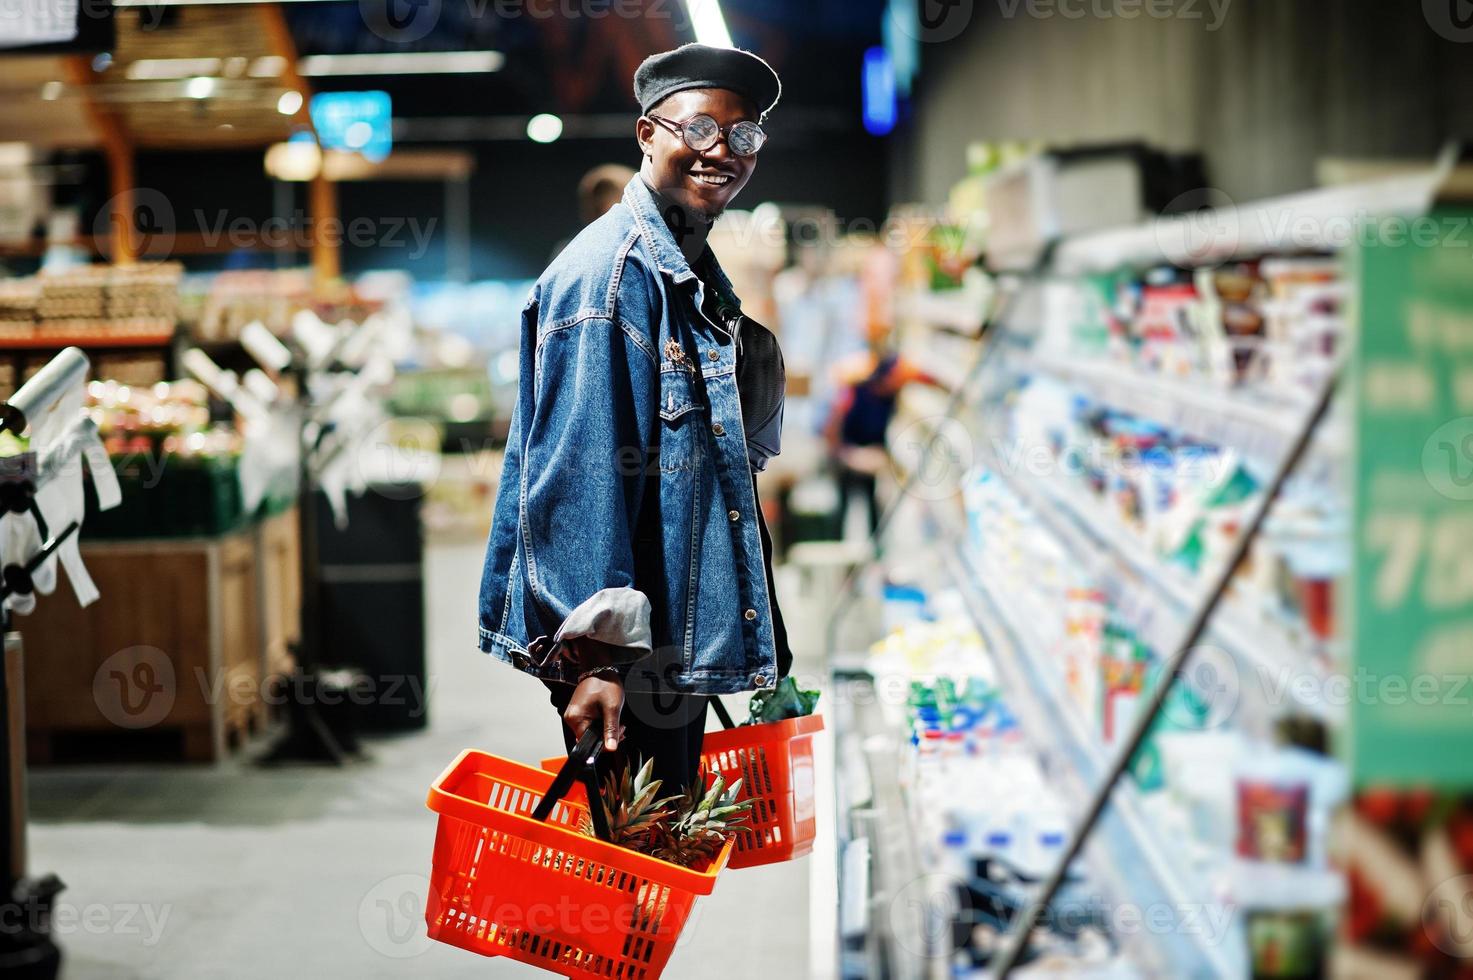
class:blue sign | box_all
[863,46,897,137]
[310,91,392,163]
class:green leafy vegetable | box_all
[746,676,820,725]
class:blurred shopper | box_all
[823,318,945,536]
[550,164,637,261]
[478,44,790,790]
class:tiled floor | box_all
[29,539,814,979]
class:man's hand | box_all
[563,674,625,753]
[561,638,628,752]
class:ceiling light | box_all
[40,81,63,101]
[277,90,303,115]
[264,140,323,182]
[344,121,373,149]
[526,114,563,144]
[297,52,504,76]
[127,58,222,80]
[249,56,287,78]
[684,0,732,47]
[186,76,216,100]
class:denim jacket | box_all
[478,176,785,695]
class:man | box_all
[478,44,791,790]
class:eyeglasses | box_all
[647,113,768,157]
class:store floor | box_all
[29,539,817,979]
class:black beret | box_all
[633,43,781,121]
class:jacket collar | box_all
[623,175,740,303]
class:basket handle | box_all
[709,696,737,731]
[530,726,611,841]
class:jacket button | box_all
[712,422,726,436]
[728,509,740,522]
[744,608,757,621]
[707,350,719,361]
[754,673,770,687]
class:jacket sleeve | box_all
[520,306,659,666]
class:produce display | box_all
[83,378,256,537]
[0,263,181,340]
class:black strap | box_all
[530,726,611,841]
[709,696,737,731]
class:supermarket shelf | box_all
[1032,474,1338,722]
[1023,350,1346,461]
[975,432,1339,723]
[939,542,1240,979]
[0,331,176,350]
[1052,169,1441,275]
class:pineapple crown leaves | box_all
[578,760,755,868]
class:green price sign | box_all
[1350,206,1473,788]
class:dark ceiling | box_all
[285,0,887,119]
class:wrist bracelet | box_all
[577,664,622,684]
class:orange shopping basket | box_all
[700,698,824,869]
[425,728,731,979]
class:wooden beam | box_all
[64,56,136,263]
[256,5,315,134]
[258,4,337,284]
[308,174,341,284]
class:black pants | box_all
[544,680,709,793]
[838,461,880,535]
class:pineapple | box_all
[649,774,754,869]
[580,757,679,849]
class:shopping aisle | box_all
[28,538,812,979]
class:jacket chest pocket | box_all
[658,367,703,474]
